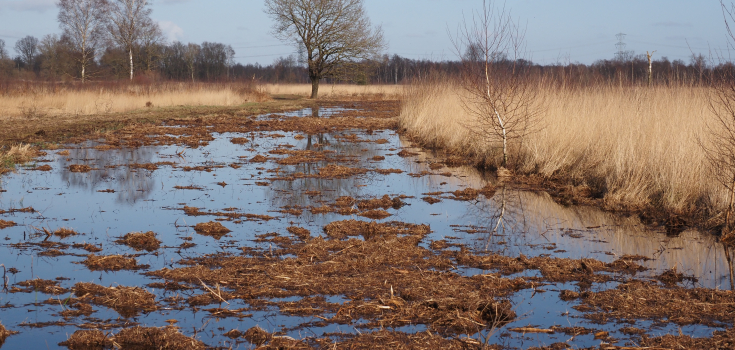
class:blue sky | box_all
[0,0,729,66]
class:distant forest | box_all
[0,35,727,87]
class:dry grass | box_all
[0,82,269,118]
[261,83,402,99]
[400,81,721,215]
[0,144,39,173]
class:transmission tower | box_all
[615,33,627,61]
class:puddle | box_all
[0,106,732,349]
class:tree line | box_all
[0,0,723,87]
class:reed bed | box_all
[399,80,723,215]
[261,83,402,99]
[0,82,268,118]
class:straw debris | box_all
[81,254,144,271]
[73,282,157,318]
[193,221,231,239]
[117,231,161,251]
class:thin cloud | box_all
[158,20,184,43]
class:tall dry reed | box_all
[400,80,723,214]
[0,82,268,118]
[261,83,402,99]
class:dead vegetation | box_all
[193,221,231,239]
[73,282,157,318]
[117,231,161,251]
[0,321,17,346]
[68,164,92,172]
[14,278,68,294]
[81,254,144,271]
[60,325,204,350]
[573,280,735,327]
[147,222,526,337]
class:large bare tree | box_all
[14,36,39,68]
[452,0,541,169]
[264,0,385,98]
[57,0,106,82]
[105,0,158,80]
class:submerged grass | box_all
[400,80,722,221]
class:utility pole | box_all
[647,50,656,86]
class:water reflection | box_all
[57,143,163,204]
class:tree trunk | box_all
[81,64,85,84]
[129,48,134,81]
[310,77,320,99]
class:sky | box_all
[0,0,730,66]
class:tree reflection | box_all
[57,142,161,204]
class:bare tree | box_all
[452,0,541,169]
[183,43,200,82]
[57,0,106,82]
[264,0,385,98]
[105,0,158,80]
[14,35,39,68]
[0,39,7,60]
[707,1,735,244]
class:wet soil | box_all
[0,100,733,349]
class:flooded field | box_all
[0,101,733,349]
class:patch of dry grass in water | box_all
[117,231,161,251]
[60,325,204,350]
[400,81,721,216]
[0,144,40,173]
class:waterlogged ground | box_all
[0,101,733,349]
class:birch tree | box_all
[264,0,385,98]
[57,0,106,82]
[452,0,541,169]
[105,0,157,80]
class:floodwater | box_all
[0,107,732,349]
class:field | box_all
[0,82,733,349]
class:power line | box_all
[231,43,292,49]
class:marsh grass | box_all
[261,83,402,99]
[0,144,39,174]
[400,80,723,216]
[0,82,270,118]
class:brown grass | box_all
[193,221,231,239]
[81,254,142,271]
[400,81,722,217]
[0,321,17,346]
[262,83,402,100]
[73,282,157,317]
[117,231,161,251]
[60,326,203,349]
[0,144,39,173]
[0,82,268,118]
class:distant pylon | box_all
[615,33,627,61]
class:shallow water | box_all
[0,107,731,349]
